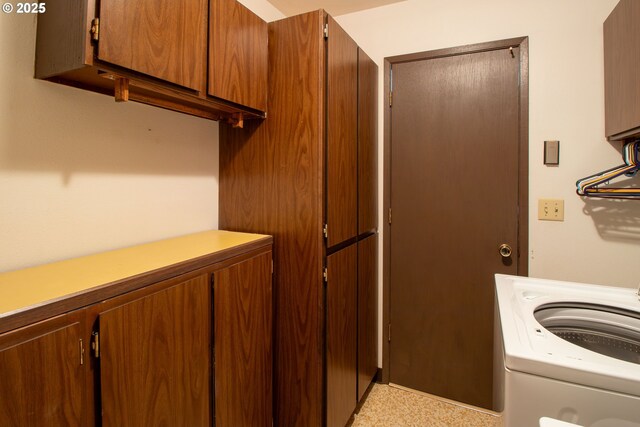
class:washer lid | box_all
[495,274,640,396]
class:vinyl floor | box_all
[349,384,502,427]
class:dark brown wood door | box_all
[358,49,378,236]
[0,311,86,427]
[357,234,377,401]
[99,274,210,427]
[98,0,207,91]
[209,0,268,111]
[214,251,272,427]
[327,16,358,248]
[326,243,357,427]
[389,46,522,409]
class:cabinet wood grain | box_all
[327,15,358,248]
[210,0,268,111]
[98,0,207,91]
[604,0,640,140]
[214,251,272,427]
[36,0,266,122]
[99,274,210,427]
[327,244,357,427]
[357,234,378,401]
[220,10,325,427]
[220,10,378,427]
[0,311,86,427]
[358,49,378,235]
[0,233,273,427]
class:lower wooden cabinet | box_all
[325,236,378,427]
[0,310,87,427]
[357,234,378,401]
[0,237,272,427]
[214,251,272,427]
[98,274,211,427]
[326,244,358,427]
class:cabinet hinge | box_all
[388,208,392,225]
[79,339,85,365]
[323,224,328,239]
[323,267,328,283]
[388,324,391,342]
[271,259,274,275]
[323,23,328,39]
[389,90,393,107]
[90,18,100,42]
[91,331,100,358]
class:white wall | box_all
[0,2,282,272]
[337,0,640,289]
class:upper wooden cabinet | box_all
[35,0,267,125]
[210,0,268,112]
[326,15,359,248]
[358,48,378,235]
[97,0,207,91]
[604,0,640,140]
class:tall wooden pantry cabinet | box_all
[220,10,378,427]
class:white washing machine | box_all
[494,274,640,427]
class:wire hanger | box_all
[576,140,640,199]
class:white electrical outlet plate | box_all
[538,199,564,221]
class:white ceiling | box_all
[266,0,407,17]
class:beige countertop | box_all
[0,230,271,333]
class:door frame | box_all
[381,37,529,383]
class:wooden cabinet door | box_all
[326,244,357,427]
[0,310,86,427]
[97,0,207,91]
[357,234,377,401]
[326,15,358,248]
[358,49,378,236]
[604,0,640,139]
[209,0,268,111]
[99,274,210,427]
[214,251,272,427]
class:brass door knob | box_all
[498,244,512,258]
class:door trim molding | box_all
[381,37,529,383]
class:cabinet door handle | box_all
[91,331,100,358]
